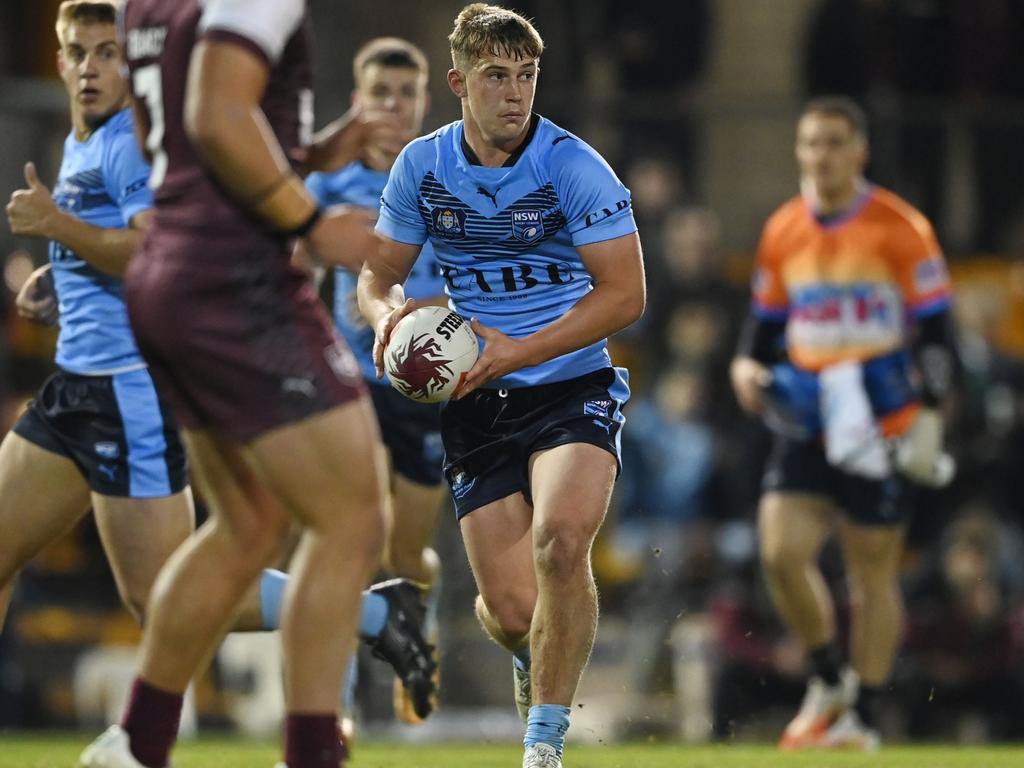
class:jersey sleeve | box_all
[751,220,790,320]
[375,146,427,246]
[892,216,952,318]
[198,0,305,65]
[103,126,154,226]
[553,140,637,247]
[305,171,329,207]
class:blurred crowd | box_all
[2,0,1024,745]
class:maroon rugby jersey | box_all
[120,0,312,242]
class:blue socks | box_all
[512,646,531,673]
[524,704,570,756]
[258,569,389,639]
[259,569,287,630]
[358,592,389,638]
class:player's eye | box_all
[519,72,535,81]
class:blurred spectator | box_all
[896,507,1024,740]
[600,1,711,195]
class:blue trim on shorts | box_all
[112,368,172,497]
[608,367,630,463]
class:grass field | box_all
[1,736,1023,768]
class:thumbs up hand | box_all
[6,162,60,239]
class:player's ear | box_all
[447,68,467,99]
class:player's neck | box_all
[70,107,95,142]
[804,177,866,217]
[462,111,531,168]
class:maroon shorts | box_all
[125,228,366,443]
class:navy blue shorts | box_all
[13,368,188,498]
[441,367,630,519]
[762,435,915,526]
[368,382,444,486]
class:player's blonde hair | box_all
[354,37,429,86]
[56,0,118,46]
[448,3,543,70]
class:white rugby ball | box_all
[384,306,479,403]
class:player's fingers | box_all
[469,317,494,339]
[24,162,41,189]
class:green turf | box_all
[0,736,1022,768]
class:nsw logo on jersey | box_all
[432,207,467,239]
[511,210,545,243]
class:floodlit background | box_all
[1,0,1023,746]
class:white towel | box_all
[819,361,891,479]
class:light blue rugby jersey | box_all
[307,161,445,382]
[50,107,152,374]
[376,115,637,388]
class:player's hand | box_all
[303,205,378,274]
[453,318,529,399]
[730,356,772,414]
[372,297,419,379]
[16,263,58,327]
[6,163,59,239]
[309,106,406,174]
[893,406,945,484]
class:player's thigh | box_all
[0,430,90,578]
[460,492,537,617]
[758,491,834,566]
[92,488,196,610]
[837,518,906,583]
[388,473,446,563]
[244,397,386,532]
[181,429,291,555]
[528,442,617,555]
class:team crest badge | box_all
[432,206,466,239]
[511,209,544,243]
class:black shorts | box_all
[368,382,444,486]
[762,435,915,526]
[13,368,188,498]
[441,367,630,519]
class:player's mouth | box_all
[79,87,101,103]
[500,111,524,121]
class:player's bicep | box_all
[185,40,270,144]
[128,209,154,232]
[555,144,637,246]
[578,232,646,303]
[368,236,422,287]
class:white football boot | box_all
[78,726,151,768]
[522,742,562,768]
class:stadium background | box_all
[1,0,1024,749]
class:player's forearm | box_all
[303,116,360,175]
[47,212,141,277]
[518,281,645,368]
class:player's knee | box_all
[533,521,592,581]
[217,510,291,567]
[477,592,532,645]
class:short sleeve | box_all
[892,217,952,317]
[751,223,789,320]
[104,128,153,226]
[553,140,637,247]
[305,172,329,207]
[199,0,305,65]
[375,146,427,246]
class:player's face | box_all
[57,22,128,130]
[461,54,537,144]
[795,112,867,198]
[355,63,429,136]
